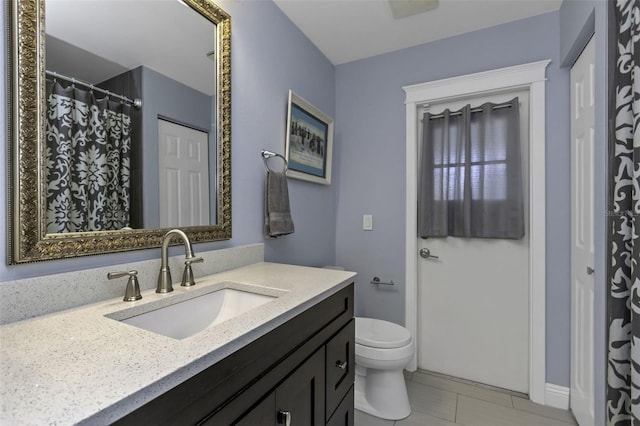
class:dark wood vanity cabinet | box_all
[233,347,325,426]
[325,321,355,422]
[114,284,354,426]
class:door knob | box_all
[586,266,594,275]
[419,248,439,259]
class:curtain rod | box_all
[46,70,142,109]
[427,103,512,120]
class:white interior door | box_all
[158,119,210,228]
[417,90,530,393]
[570,36,595,426]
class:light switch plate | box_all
[363,214,373,231]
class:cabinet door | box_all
[275,348,325,426]
[235,393,276,426]
[325,320,355,420]
[326,387,354,426]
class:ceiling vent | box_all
[388,0,439,19]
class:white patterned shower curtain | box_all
[607,1,640,424]
[45,81,132,233]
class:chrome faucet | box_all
[156,229,204,293]
[108,270,142,301]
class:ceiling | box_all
[44,0,563,88]
[272,0,563,65]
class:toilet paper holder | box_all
[370,276,395,286]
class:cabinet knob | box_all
[335,360,347,370]
[277,410,291,426]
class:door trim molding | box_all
[402,60,551,404]
[546,383,571,410]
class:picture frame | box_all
[285,90,334,185]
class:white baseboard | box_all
[545,383,570,409]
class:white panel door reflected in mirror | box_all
[158,119,211,228]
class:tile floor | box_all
[355,370,578,426]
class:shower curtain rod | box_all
[426,103,512,120]
[46,70,142,109]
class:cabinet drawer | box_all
[325,320,355,421]
[326,386,354,426]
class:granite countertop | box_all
[0,262,356,425]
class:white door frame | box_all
[403,60,550,404]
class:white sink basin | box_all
[118,288,277,340]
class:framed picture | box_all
[285,90,333,185]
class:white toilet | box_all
[354,317,414,420]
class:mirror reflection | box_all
[8,0,230,264]
[45,0,218,233]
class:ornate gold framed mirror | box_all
[8,0,231,264]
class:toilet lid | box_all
[355,317,412,349]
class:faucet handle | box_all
[108,270,142,302]
[181,257,204,287]
[185,256,204,265]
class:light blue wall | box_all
[559,1,608,424]
[334,12,571,387]
[0,0,336,281]
[559,0,596,67]
[225,0,336,267]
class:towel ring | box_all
[261,150,288,173]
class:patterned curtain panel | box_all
[45,82,132,233]
[608,1,640,424]
[418,97,524,239]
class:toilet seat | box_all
[355,317,411,349]
[356,340,414,362]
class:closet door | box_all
[570,36,595,426]
[158,119,210,227]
